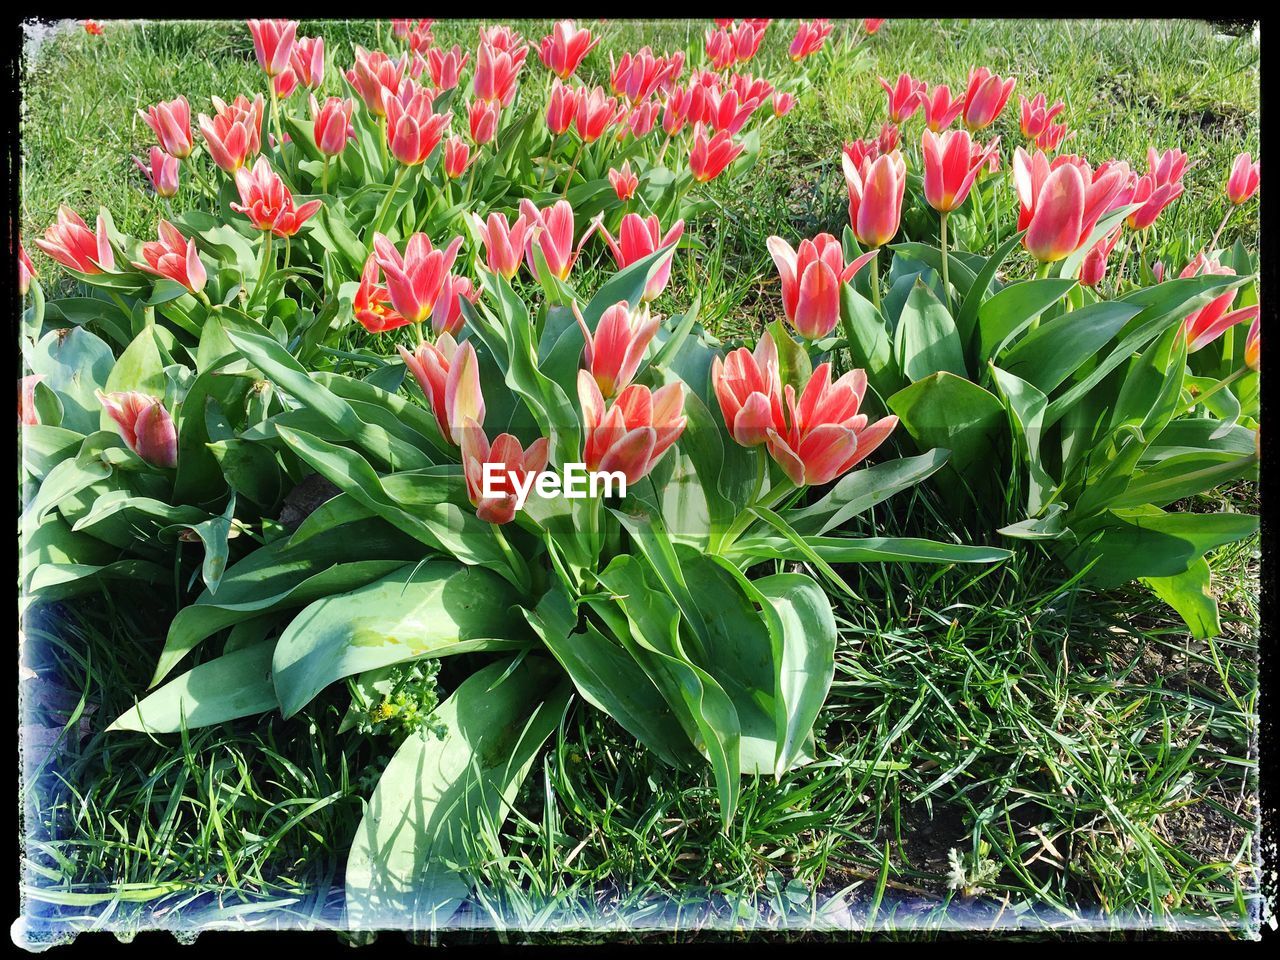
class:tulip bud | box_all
[98,391,178,468]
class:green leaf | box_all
[894,279,967,382]
[887,372,1005,484]
[785,449,951,537]
[977,278,1076,363]
[1142,558,1221,640]
[838,284,899,405]
[28,327,115,434]
[999,300,1142,395]
[728,535,1012,565]
[955,231,1022,347]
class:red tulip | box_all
[579,371,687,485]
[19,375,43,426]
[371,231,464,327]
[138,96,193,159]
[922,84,964,133]
[538,20,598,80]
[398,335,485,446]
[621,101,660,140]
[310,95,354,157]
[133,147,180,198]
[427,45,469,92]
[689,123,743,183]
[83,21,104,36]
[1034,121,1070,153]
[575,85,623,144]
[1019,93,1065,142]
[790,20,832,61]
[842,150,907,249]
[1244,315,1260,371]
[474,36,526,107]
[768,234,879,339]
[247,19,297,77]
[384,80,451,166]
[468,97,500,146]
[133,219,206,294]
[520,199,577,282]
[1014,148,1130,263]
[922,129,1000,212]
[431,274,478,339]
[772,92,796,118]
[609,161,639,201]
[1079,227,1122,288]
[18,244,35,295]
[705,29,736,71]
[198,94,264,173]
[35,206,115,275]
[575,300,661,397]
[765,363,898,486]
[1227,152,1260,205]
[443,136,471,179]
[879,73,925,123]
[460,420,550,525]
[98,391,178,468]
[231,156,322,237]
[598,214,685,302]
[291,36,325,90]
[702,86,760,135]
[728,21,767,64]
[610,47,681,104]
[354,253,409,333]
[662,85,694,136]
[1124,172,1183,231]
[474,211,533,280]
[272,68,300,101]
[1179,254,1260,354]
[863,19,885,35]
[545,79,581,136]
[346,48,407,116]
[962,67,1015,131]
[712,332,785,447]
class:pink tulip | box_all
[198,94,264,173]
[19,375,44,427]
[1244,315,1260,371]
[398,335,485,445]
[474,211,533,280]
[479,24,528,58]
[922,84,964,133]
[1227,152,1260,205]
[1035,121,1070,153]
[712,332,785,447]
[539,20,598,80]
[427,45,469,92]
[520,199,577,282]
[98,391,178,468]
[768,234,879,339]
[609,161,639,201]
[662,85,694,136]
[354,254,409,334]
[474,36,526,107]
[346,48,406,116]
[271,67,300,100]
[247,19,297,78]
[922,129,1000,212]
[546,80,581,136]
[702,87,760,135]
[705,29,736,71]
[18,244,36,295]
[1014,148,1130,263]
[765,364,898,486]
[575,300,661,397]
[230,156,322,237]
[962,67,1015,131]
[1179,254,1260,354]
[879,73,925,123]
[842,150,907,249]
[290,36,324,90]
[610,47,681,104]
[772,92,796,118]
[384,81,451,166]
[467,97,500,146]
[133,219,206,294]
[598,213,685,302]
[431,274,478,339]
[443,136,471,179]
[1019,93,1065,142]
[575,85,623,143]
[133,146,180,198]
[689,123,743,183]
[621,101,660,140]
[138,96,193,159]
[1124,173,1183,231]
[579,371,687,485]
[790,20,832,61]
[1079,227,1122,288]
[863,19,885,35]
[35,206,115,275]
[728,21,767,64]
[396,18,434,54]
[310,95,354,157]
[371,231,464,327]
[460,420,550,525]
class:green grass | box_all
[18,17,1261,943]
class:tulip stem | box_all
[1029,261,1052,330]
[491,523,532,594]
[716,470,797,555]
[540,132,560,190]
[1208,207,1234,254]
[868,252,883,315]
[377,115,390,176]
[255,231,274,299]
[321,155,330,194]
[371,165,410,246]
[939,210,951,313]
[1178,366,1247,417]
[563,140,585,199]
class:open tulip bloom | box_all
[17,17,1259,937]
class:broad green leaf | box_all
[27,327,115,434]
[887,372,1005,486]
[977,278,1076,362]
[1142,558,1221,640]
[785,449,951,537]
[728,535,1012,565]
[999,300,1142,395]
[894,279,967,382]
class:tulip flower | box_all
[138,96,193,159]
[1244,315,1260,371]
[427,45,469,92]
[459,420,550,525]
[474,37,525,107]
[272,68,300,100]
[1179,255,1260,354]
[1124,172,1183,231]
[395,18,434,54]
[863,19,885,34]
[83,21,104,35]
[198,94,264,173]
[19,375,44,427]
[443,136,472,179]
[768,234,879,339]
[479,24,528,58]
[474,211,534,280]
[842,150,907,249]
[764,364,898,487]
[662,85,694,136]
[538,20,598,80]
[575,300,661,397]
[610,47,681,104]
[922,84,964,133]
[291,36,325,90]
[922,129,1000,212]
[354,253,409,333]
[18,244,35,295]
[467,98,500,146]
[962,67,1015,131]
[231,156,322,237]
[705,29,737,72]
[702,87,760,135]
[545,79,581,136]
[879,73,925,123]
[728,21,767,64]
[247,19,297,77]
[1019,93,1065,142]
[133,219,206,294]
[371,231,464,327]
[1014,148,1130,263]
[579,371,687,485]
[790,20,832,61]
[712,333,785,447]
[1227,151,1260,204]
[622,101,660,140]
[311,95,354,157]
[384,81,451,166]
[598,214,685,302]
[1079,227,1122,288]
[520,199,577,282]
[1035,121,1070,153]
[772,92,796,118]
[575,86,623,144]
[133,147,180,198]
[35,206,115,275]
[609,162,639,201]
[728,72,773,104]
[346,48,407,116]
[398,335,485,445]
[689,123,744,183]
[431,274,478,339]
[98,391,178,468]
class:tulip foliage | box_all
[18,18,1006,929]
